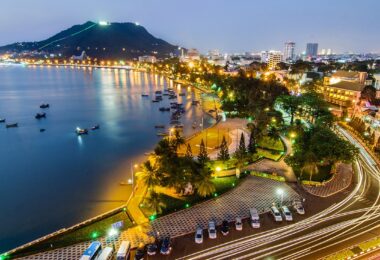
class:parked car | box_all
[292,199,305,215]
[270,206,283,222]
[250,208,261,228]
[147,243,158,256]
[208,221,217,239]
[134,244,145,260]
[221,220,229,236]
[235,217,243,231]
[195,227,203,244]
[281,206,293,221]
[160,237,172,255]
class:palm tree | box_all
[171,129,185,152]
[137,160,159,194]
[194,167,216,197]
[267,125,280,145]
[301,151,319,181]
[146,190,165,215]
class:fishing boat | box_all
[0,119,5,123]
[154,125,165,129]
[156,132,168,136]
[152,99,160,103]
[76,127,88,135]
[155,90,162,94]
[91,125,100,130]
[40,128,46,132]
[141,94,149,97]
[40,103,50,109]
[6,123,18,128]
[35,112,46,119]
[159,107,170,112]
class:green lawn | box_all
[256,148,284,161]
[258,136,285,151]
[140,176,242,218]
[10,210,134,259]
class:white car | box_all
[292,200,305,215]
[195,227,203,244]
[235,217,243,231]
[271,206,283,222]
[208,221,217,239]
[249,208,261,228]
[281,206,293,221]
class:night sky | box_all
[0,0,379,54]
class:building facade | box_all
[306,43,318,57]
[267,51,283,70]
[284,42,296,62]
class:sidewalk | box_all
[126,183,148,225]
[302,163,353,197]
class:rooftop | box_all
[329,80,364,92]
[332,70,360,79]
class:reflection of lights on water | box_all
[77,135,83,146]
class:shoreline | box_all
[4,67,221,257]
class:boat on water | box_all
[179,93,186,96]
[152,100,160,103]
[76,127,88,135]
[40,128,46,132]
[170,120,180,124]
[40,103,50,109]
[154,125,165,128]
[0,119,5,123]
[168,95,177,99]
[155,91,162,94]
[159,107,170,112]
[141,94,149,97]
[91,125,100,130]
[6,123,18,128]
[35,112,46,119]
[156,132,168,136]
[174,124,184,129]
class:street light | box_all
[276,188,284,206]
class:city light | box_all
[98,21,109,26]
[107,227,118,237]
[216,166,221,172]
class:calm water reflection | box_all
[0,65,214,252]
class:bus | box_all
[116,241,131,260]
[79,241,102,260]
[96,247,114,260]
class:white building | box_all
[284,42,295,62]
[268,51,283,70]
[138,55,157,63]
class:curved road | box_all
[176,126,380,260]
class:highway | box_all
[176,126,380,260]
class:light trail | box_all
[179,127,380,260]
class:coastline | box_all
[4,66,220,257]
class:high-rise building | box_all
[306,43,318,57]
[284,42,296,62]
[268,51,283,70]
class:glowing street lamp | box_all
[276,188,284,206]
[107,227,118,238]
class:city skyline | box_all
[0,0,379,54]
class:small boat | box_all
[156,132,168,136]
[40,103,50,109]
[174,124,184,129]
[170,120,180,124]
[159,107,170,112]
[152,100,160,103]
[156,96,163,100]
[40,128,46,132]
[141,94,149,97]
[155,91,162,94]
[91,125,100,130]
[35,112,46,119]
[76,127,88,135]
[179,93,186,96]
[0,119,5,123]
[6,123,18,128]
[162,93,169,96]
[154,125,165,128]
[168,96,177,100]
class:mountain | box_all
[0,21,180,59]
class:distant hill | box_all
[0,21,180,59]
